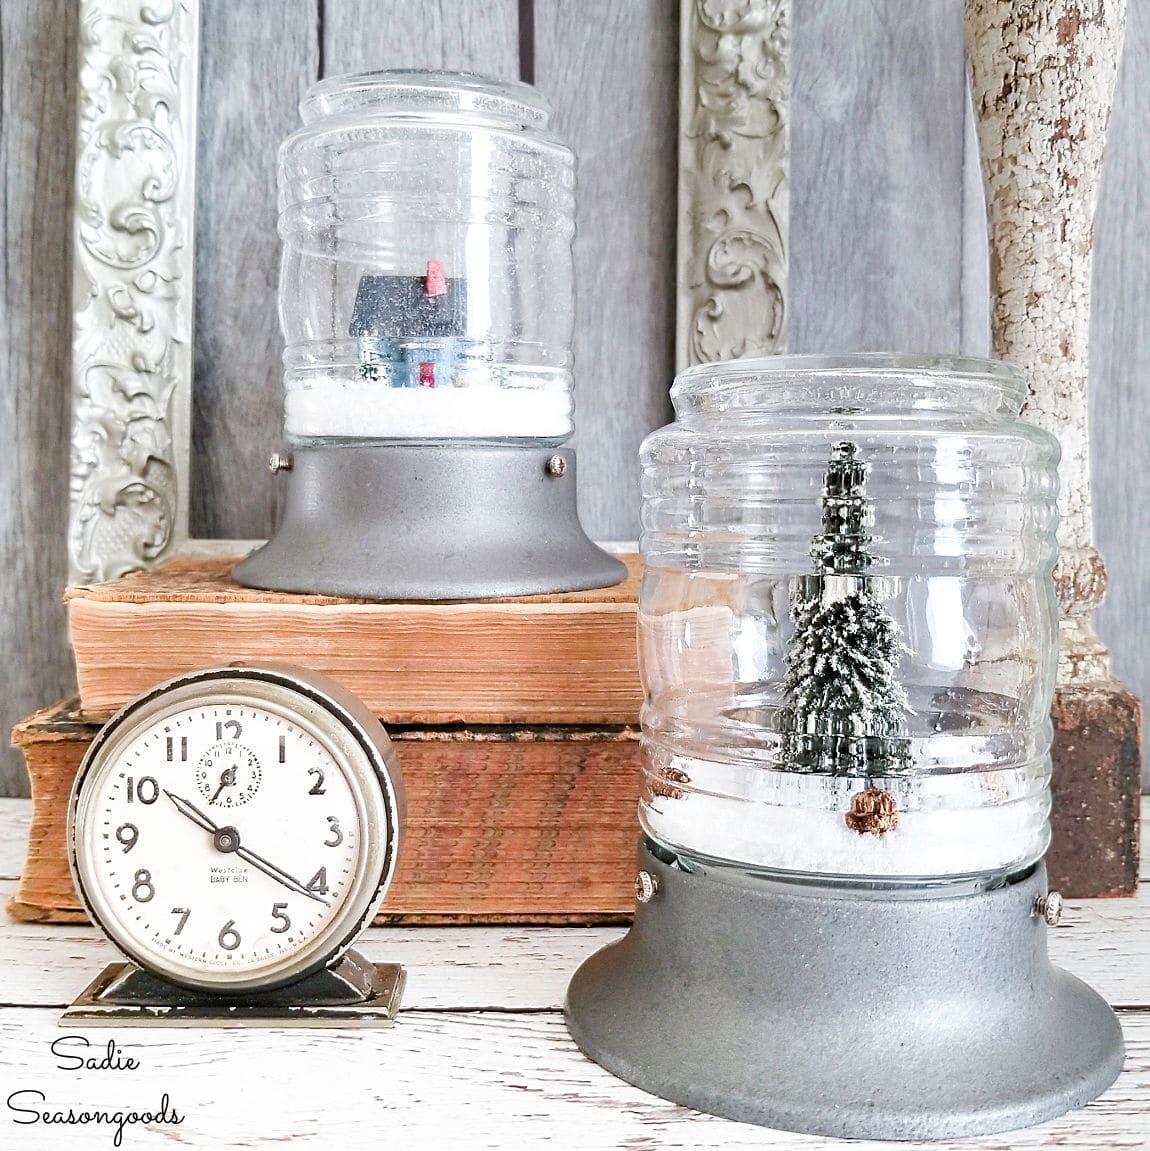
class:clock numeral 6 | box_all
[307,767,326,795]
[126,776,158,805]
[270,903,291,934]
[170,907,191,935]
[115,823,139,853]
[324,816,343,847]
[218,920,242,951]
[131,869,155,903]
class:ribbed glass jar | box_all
[638,354,1061,888]
[277,70,575,444]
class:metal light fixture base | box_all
[233,442,626,600]
[565,838,1124,1140]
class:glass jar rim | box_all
[300,69,552,129]
[671,353,1028,413]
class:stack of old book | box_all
[11,554,644,924]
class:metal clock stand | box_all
[63,951,405,1029]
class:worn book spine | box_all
[66,556,644,725]
[10,702,642,925]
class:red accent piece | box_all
[425,260,447,297]
[419,361,436,388]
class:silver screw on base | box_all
[1034,891,1064,926]
[634,871,658,904]
[268,451,294,473]
[546,454,568,478]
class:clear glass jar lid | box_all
[300,69,552,130]
[671,353,1030,421]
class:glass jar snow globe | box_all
[235,70,623,599]
[566,354,1123,1140]
[637,354,1060,886]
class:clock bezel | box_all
[67,664,404,994]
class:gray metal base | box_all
[233,443,626,600]
[565,839,1124,1140]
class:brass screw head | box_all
[634,870,658,904]
[1034,891,1064,926]
[268,451,294,473]
[546,454,568,478]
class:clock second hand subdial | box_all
[210,766,237,804]
[163,789,329,905]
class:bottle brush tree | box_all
[777,441,911,788]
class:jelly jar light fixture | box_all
[235,70,625,599]
[566,354,1123,1140]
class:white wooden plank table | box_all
[0,797,1146,1150]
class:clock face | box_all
[70,668,400,993]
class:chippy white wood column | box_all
[966,0,1141,893]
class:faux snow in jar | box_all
[234,70,623,599]
[566,354,1123,1141]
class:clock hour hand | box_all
[164,789,220,835]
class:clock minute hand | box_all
[233,844,329,905]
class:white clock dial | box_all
[69,668,401,993]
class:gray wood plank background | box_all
[1,0,1146,793]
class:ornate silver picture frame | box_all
[677,0,789,369]
[70,0,200,583]
[68,0,790,584]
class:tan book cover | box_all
[67,555,644,724]
[10,701,642,925]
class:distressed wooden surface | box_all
[534,0,679,537]
[190,0,319,541]
[3,0,1150,796]
[1093,0,1150,787]
[4,870,1150,1010]
[789,0,968,353]
[0,1009,1146,1151]
[0,799,1147,1149]
[0,1,81,796]
[322,0,520,78]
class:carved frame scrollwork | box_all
[677,0,790,370]
[69,0,199,584]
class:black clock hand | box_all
[164,789,328,905]
[210,766,237,804]
[233,844,328,905]
[164,789,219,834]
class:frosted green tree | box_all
[776,441,911,777]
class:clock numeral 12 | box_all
[216,719,242,741]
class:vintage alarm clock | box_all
[63,665,405,1026]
